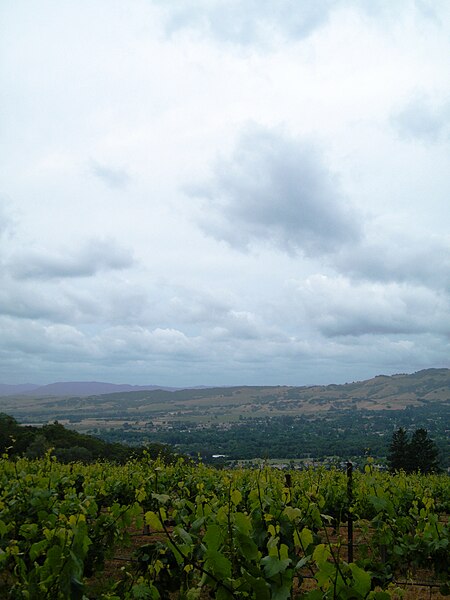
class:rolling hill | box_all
[0,368,448,424]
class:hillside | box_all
[0,369,448,464]
[0,381,175,397]
[0,368,448,425]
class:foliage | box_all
[98,403,450,468]
[0,454,448,598]
[0,413,176,464]
[410,428,441,473]
[387,428,440,473]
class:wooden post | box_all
[347,461,354,563]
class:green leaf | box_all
[369,496,388,512]
[236,531,259,561]
[295,555,311,570]
[261,555,291,578]
[45,544,63,570]
[349,563,371,596]
[204,522,223,552]
[168,540,189,564]
[233,512,252,535]
[29,539,48,562]
[299,527,313,549]
[241,571,271,600]
[315,560,334,587]
[205,549,232,579]
[145,511,163,530]
[131,582,160,599]
[174,526,193,545]
[230,489,242,505]
[191,516,205,531]
[279,543,289,560]
[19,523,38,539]
[216,586,234,600]
[267,534,279,557]
[312,543,331,567]
[271,582,292,600]
[151,493,171,505]
[283,506,302,521]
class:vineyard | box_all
[0,453,448,599]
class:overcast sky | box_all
[1,0,450,386]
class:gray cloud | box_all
[189,126,361,256]
[295,275,450,338]
[159,0,335,44]
[0,317,93,360]
[9,238,134,280]
[333,232,450,291]
[0,284,80,322]
[90,161,131,189]
[158,1,448,46]
[0,280,117,324]
[391,94,450,142]
[0,270,160,332]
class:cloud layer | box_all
[160,0,335,43]
[392,94,450,142]
[8,239,134,280]
[191,126,361,255]
[0,0,449,385]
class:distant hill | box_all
[0,381,177,397]
[0,368,448,415]
[0,383,40,396]
[1,369,447,466]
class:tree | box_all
[54,446,93,463]
[409,428,440,473]
[0,413,21,452]
[25,434,50,459]
[387,427,410,472]
[387,427,440,473]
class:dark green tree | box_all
[0,413,20,452]
[388,427,440,473]
[25,434,50,459]
[54,446,93,463]
[409,428,440,473]
[387,427,410,472]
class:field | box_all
[0,454,448,599]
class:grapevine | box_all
[0,453,448,598]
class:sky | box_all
[1,0,450,387]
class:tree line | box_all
[0,413,175,463]
[0,412,442,472]
[100,409,447,468]
[387,427,440,473]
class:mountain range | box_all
[1,368,449,403]
[0,381,177,397]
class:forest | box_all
[97,403,449,467]
[0,413,174,464]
